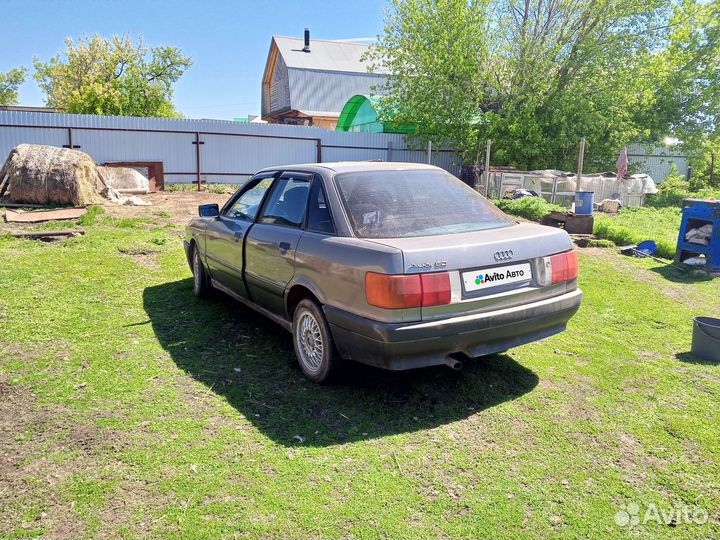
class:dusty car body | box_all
[184,162,582,383]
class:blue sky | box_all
[1,0,388,119]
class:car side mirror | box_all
[198,204,219,218]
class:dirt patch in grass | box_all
[102,191,229,227]
[615,432,674,493]
[0,340,45,364]
[0,380,76,537]
[0,379,16,398]
[118,246,162,269]
[0,377,160,539]
[2,191,229,239]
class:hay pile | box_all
[0,144,106,206]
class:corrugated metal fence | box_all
[627,143,688,182]
[0,111,460,185]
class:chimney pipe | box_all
[303,28,310,52]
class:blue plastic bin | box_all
[574,191,594,215]
[675,199,720,271]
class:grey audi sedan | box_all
[184,162,582,383]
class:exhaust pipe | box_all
[444,355,463,371]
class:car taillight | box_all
[420,272,451,306]
[365,271,451,309]
[365,273,421,309]
[550,250,579,283]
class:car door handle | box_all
[278,241,291,254]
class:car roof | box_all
[255,161,444,176]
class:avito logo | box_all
[474,268,525,287]
[482,271,505,283]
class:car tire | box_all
[192,243,212,298]
[292,299,342,384]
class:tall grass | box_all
[494,197,563,221]
[593,207,681,259]
[645,178,720,208]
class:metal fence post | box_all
[427,140,432,164]
[62,127,80,150]
[192,132,205,191]
[576,137,586,193]
[483,139,491,197]
[387,140,393,162]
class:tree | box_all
[33,35,192,117]
[0,67,28,106]
[370,0,720,172]
[637,0,720,185]
[366,0,494,165]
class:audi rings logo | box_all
[494,249,514,262]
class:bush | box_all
[645,175,720,209]
[645,178,691,208]
[494,197,563,221]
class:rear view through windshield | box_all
[334,169,514,238]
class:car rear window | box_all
[334,169,514,238]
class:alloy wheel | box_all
[297,311,324,372]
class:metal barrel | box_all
[691,317,720,362]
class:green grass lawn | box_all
[0,210,718,539]
[593,207,683,260]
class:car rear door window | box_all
[259,174,311,228]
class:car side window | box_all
[225,178,274,221]
[259,174,311,228]
[306,179,336,235]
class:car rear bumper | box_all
[324,288,583,370]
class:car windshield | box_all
[334,169,514,238]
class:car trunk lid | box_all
[365,222,575,320]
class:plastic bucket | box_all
[574,191,594,215]
[691,317,720,362]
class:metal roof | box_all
[272,36,389,74]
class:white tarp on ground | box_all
[97,166,150,193]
